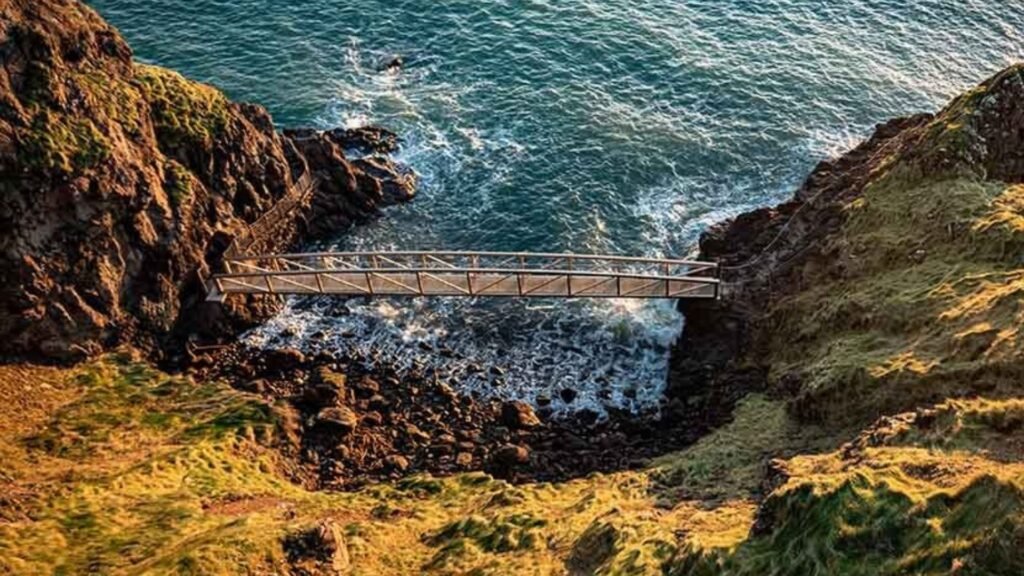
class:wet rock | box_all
[576,409,600,428]
[560,388,578,404]
[304,367,347,407]
[264,347,306,373]
[502,401,541,429]
[404,423,430,443]
[436,382,457,398]
[536,394,552,407]
[315,406,358,436]
[456,452,474,467]
[490,366,505,377]
[354,376,380,398]
[379,55,404,72]
[327,125,400,154]
[494,444,530,467]
[368,394,390,412]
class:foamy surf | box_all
[244,294,683,419]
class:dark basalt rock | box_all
[501,401,541,429]
[283,520,350,573]
[494,444,530,467]
[326,125,401,155]
[315,406,359,436]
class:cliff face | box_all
[0,0,414,361]
[663,65,1024,573]
[672,64,1024,429]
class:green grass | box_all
[19,109,111,174]
[133,64,230,150]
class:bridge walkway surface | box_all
[208,251,719,301]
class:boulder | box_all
[284,520,350,573]
[304,367,347,407]
[354,376,380,397]
[384,454,410,472]
[315,406,358,435]
[501,401,541,429]
[567,520,620,575]
[264,347,306,373]
[494,444,530,467]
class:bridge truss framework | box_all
[208,250,720,301]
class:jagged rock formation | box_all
[0,0,414,362]
[671,66,1024,423]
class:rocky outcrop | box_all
[669,64,1024,427]
[0,0,415,362]
[286,128,415,240]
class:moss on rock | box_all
[133,63,230,151]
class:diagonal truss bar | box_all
[368,271,420,293]
[620,278,665,297]
[222,277,274,292]
[572,275,617,295]
[232,259,318,292]
[321,272,372,294]
[521,273,567,296]
[473,272,517,293]
[419,271,472,295]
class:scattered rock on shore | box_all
[502,401,541,429]
[315,406,359,436]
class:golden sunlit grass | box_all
[0,356,766,575]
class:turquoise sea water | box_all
[92,0,1024,416]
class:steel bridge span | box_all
[207,250,719,301]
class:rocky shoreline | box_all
[5,1,1024,571]
[193,341,736,488]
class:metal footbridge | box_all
[206,171,719,301]
[208,251,719,301]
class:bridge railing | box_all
[223,171,317,258]
[212,251,719,299]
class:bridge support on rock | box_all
[208,251,719,301]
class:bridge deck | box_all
[209,251,719,300]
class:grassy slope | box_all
[673,66,1024,575]
[2,356,1022,574]
[0,356,752,575]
